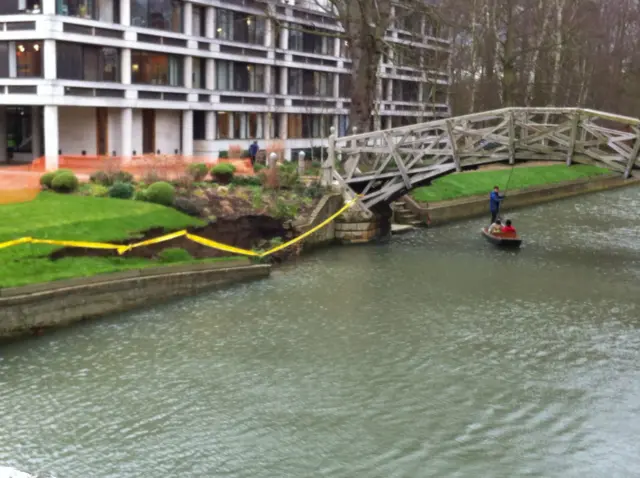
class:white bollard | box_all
[298,150,306,177]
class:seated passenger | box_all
[488,219,502,234]
[501,219,516,234]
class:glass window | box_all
[16,41,42,78]
[0,0,40,14]
[0,42,9,78]
[288,114,303,139]
[216,9,233,40]
[217,61,264,92]
[57,42,120,82]
[288,69,302,95]
[216,112,230,139]
[192,5,203,37]
[314,71,332,96]
[216,9,265,45]
[131,51,183,86]
[131,0,182,33]
[339,74,351,98]
[216,60,232,90]
[56,0,120,22]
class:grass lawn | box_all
[0,193,218,288]
[410,164,611,203]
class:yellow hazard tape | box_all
[185,234,261,257]
[259,197,356,257]
[117,230,188,255]
[0,196,360,258]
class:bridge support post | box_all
[322,128,336,187]
[445,120,461,172]
[624,128,640,179]
[566,113,579,166]
[508,112,516,165]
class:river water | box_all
[2,187,640,478]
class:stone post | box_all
[269,152,278,168]
[298,150,305,177]
[322,127,335,187]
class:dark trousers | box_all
[490,210,499,223]
[250,154,256,165]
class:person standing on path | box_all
[248,140,259,166]
[489,185,505,224]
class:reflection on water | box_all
[2,187,640,477]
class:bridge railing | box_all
[321,107,640,209]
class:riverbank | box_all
[403,173,640,226]
[410,164,610,203]
[0,259,270,340]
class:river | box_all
[2,187,640,478]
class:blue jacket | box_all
[489,191,503,211]
[249,143,259,156]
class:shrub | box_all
[145,181,175,206]
[278,163,300,189]
[39,172,56,189]
[231,175,262,187]
[218,150,229,159]
[90,170,111,186]
[133,189,148,201]
[51,172,79,193]
[304,181,325,199]
[89,184,109,197]
[91,170,134,186]
[241,149,251,158]
[158,247,193,263]
[187,162,209,181]
[108,181,135,199]
[211,162,236,184]
[113,171,134,184]
[254,163,266,173]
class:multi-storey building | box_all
[0,0,450,169]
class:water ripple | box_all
[2,187,640,477]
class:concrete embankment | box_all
[0,260,270,339]
[402,174,640,226]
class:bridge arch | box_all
[325,107,640,210]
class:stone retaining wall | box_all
[403,174,640,226]
[335,220,381,244]
[0,260,270,339]
[292,193,344,249]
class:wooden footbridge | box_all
[322,107,640,210]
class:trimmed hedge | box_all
[51,172,79,193]
[145,181,175,206]
[108,181,135,199]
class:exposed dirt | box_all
[50,215,299,263]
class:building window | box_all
[131,51,183,86]
[216,9,265,45]
[0,0,40,14]
[131,0,182,33]
[217,60,265,93]
[0,43,9,78]
[290,27,330,55]
[314,71,332,96]
[216,112,230,139]
[192,5,204,37]
[56,0,120,22]
[339,74,351,98]
[288,69,303,95]
[57,42,119,82]
[288,114,303,139]
[16,41,42,78]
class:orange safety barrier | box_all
[0,154,255,205]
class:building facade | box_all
[0,0,451,169]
